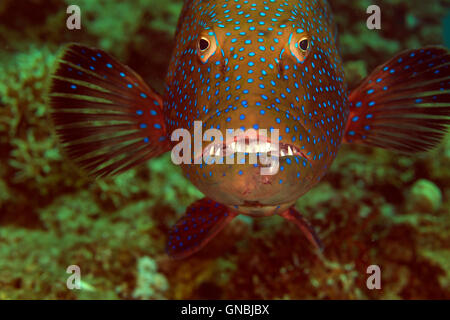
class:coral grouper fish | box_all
[48,0,450,259]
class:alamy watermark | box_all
[170,121,282,176]
[367,5,382,30]
[366,265,382,290]
[66,5,81,30]
[66,265,81,290]
[66,4,381,31]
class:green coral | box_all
[0,46,85,205]
[409,179,443,213]
[63,0,182,57]
[133,256,169,300]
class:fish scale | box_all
[48,0,450,259]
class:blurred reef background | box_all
[0,0,449,299]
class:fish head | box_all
[165,0,348,216]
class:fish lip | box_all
[196,132,310,163]
[197,108,312,163]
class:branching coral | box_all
[133,256,169,300]
[0,46,84,200]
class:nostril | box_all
[222,61,228,74]
[278,62,285,77]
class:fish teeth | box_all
[222,142,299,157]
[288,146,294,156]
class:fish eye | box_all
[197,35,217,64]
[298,39,309,52]
[199,38,210,51]
[290,35,310,63]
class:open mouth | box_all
[200,132,308,161]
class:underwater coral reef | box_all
[0,0,449,299]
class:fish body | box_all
[166,0,346,217]
[49,0,450,258]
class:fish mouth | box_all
[196,131,309,163]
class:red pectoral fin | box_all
[344,47,450,153]
[49,44,170,178]
[280,208,323,252]
[167,198,238,259]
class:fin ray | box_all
[281,208,323,252]
[344,47,450,153]
[49,44,170,177]
[167,198,237,259]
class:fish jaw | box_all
[199,131,310,164]
[181,139,317,216]
[179,104,328,214]
[182,157,310,217]
[232,201,296,217]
